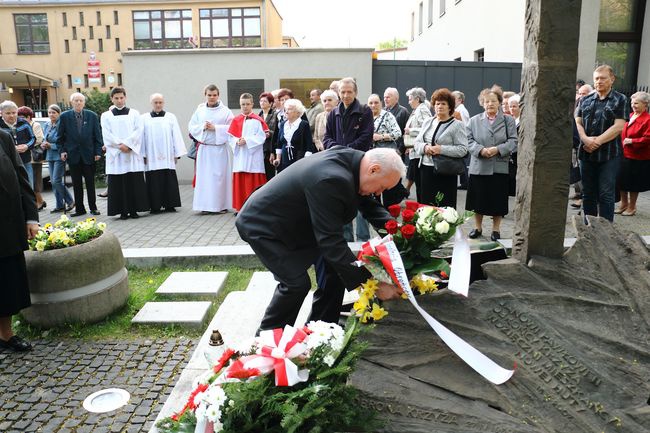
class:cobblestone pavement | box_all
[37,184,650,248]
[0,338,195,433]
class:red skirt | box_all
[233,172,266,211]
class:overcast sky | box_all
[272,0,411,48]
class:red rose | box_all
[385,220,399,234]
[400,224,416,239]
[388,204,402,217]
[405,200,420,211]
[401,209,415,222]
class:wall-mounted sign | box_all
[88,52,101,84]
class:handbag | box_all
[31,144,45,162]
[432,155,466,175]
[373,112,398,149]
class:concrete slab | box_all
[156,271,228,297]
[132,301,211,328]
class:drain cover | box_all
[83,388,130,413]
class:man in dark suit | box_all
[58,92,103,217]
[236,146,404,331]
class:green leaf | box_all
[410,258,450,276]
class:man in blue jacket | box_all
[59,93,103,217]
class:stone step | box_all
[131,301,211,328]
[155,271,228,298]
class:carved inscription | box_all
[486,302,613,423]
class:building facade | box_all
[407,0,650,90]
[0,0,285,111]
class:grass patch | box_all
[13,265,260,341]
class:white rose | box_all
[435,221,450,234]
[441,207,459,224]
[417,206,435,220]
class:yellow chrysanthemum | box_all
[410,274,438,295]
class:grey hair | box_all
[338,77,357,93]
[384,87,399,98]
[284,98,306,116]
[48,104,61,114]
[0,100,18,112]
[150,93,164,102]
[365,147,406,177]
[508,94,521,105]
[69,92,85,102]
[406,87,427,104]
[578,84,594,94]
[320,89,339,103]
[631,91,650,107]
[452,90,465,102]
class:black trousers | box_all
[69,162,96,212]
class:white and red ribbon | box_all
[360,235,514,385]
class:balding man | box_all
[236,147,403,330]
[384,87,409,155]
[306,88,324,136]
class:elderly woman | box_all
[272,98,314,172]
[618,91,650,216]
[314,90,339,152]
[404,87,432,201]
[502,91,516,115]
[466,87,518,241]
[507,94,521,197]
[42,104,74,213]
[0,101,35,188]
[0,129,39,352]
[259,92,278,181]
[414,88,468,208]
[368,94,402,149]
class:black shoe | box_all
[150,209,162,214]
[0,335,32,352]
[165,207,176,213]
[468,229,482,239]
[50,207,65,214]
[119,214,129,220]
[90,210,101,216]
[490,231,501,241]
[70,211,87,217]
[130,213,140,219]
[65,202,75,212]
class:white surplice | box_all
[188,102,234,212]
[100,107,144,175]
[141,112,187,171]
[229,115,267,174]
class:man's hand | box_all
[204,121,215,131]
[376,282,403,301]
[60,152,67,161]
[583,137,600,153]
[237,137,246,146]
[118,144,131,153]
[26,223,39,240]
[373,133,383,142]
[16,144,28,153]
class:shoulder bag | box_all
[431,121,466,176]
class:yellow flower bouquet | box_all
[28,215,107,251]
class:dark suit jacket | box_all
[275,119,315,171]
[58,108,103,165]
[0,129,38,257]
[236,147,391,290]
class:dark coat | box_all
[275,119,315,172]
[0,129,38,258]
[58,108,103,165]
[259,109,278,155]
[0,117,35,165]
[236,146,391,290]
[323,99,374,151]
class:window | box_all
[67,74,72,89]
[89,26,94,39]
[79,11,84,26]
[98,38,103,52]
[117,73,122,85]
[96,11,101,25]
[14,13,50,53]
[106,25,111,38]
[84,74,89,88]
[81,39,86,52]
[114,10,119,25]
[411,12,415,41]
[474,48,484,62]
[72,26,77,40]
[440,0,446,16]
[428,0,433,26]
[199,8,261,48]
[62,12,67,27]
[115,37,121,51]
[418,3,423,34]
[133,10,193,49]
[64,39,69,53]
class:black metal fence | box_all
[372,60,523,116]
[617,84,650,98]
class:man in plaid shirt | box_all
[575,65,628,222]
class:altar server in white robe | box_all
[228,93,268,212]
[100,87,149,219]
[141,93,187,213]
[188,84,234,214]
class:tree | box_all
[377,39,408,50]
[82,88,111,117]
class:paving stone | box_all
[156,271,228,297]
[131,302,211,328]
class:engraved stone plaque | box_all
[227,79,264,109]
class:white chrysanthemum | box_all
[206,386,227,406]
[194,403,207,419]
[193,391,207,407]
[323,355,336,366]
[435,221,450,234]
[206,405,222,423]
[213,420,224,432]
[305,321,344,350]
[441,207,459,223]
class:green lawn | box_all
[13,265,259,340]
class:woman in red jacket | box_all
[618,91,650,216]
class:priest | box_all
[188,84,234,214]
[228,93,268,212]
[100,87,149,219]
[141,93,187,213]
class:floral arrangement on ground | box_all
[156,319,381,433]
[28,215,106,251]
[354,200,472,323]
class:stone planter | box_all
[22,231,129,328]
